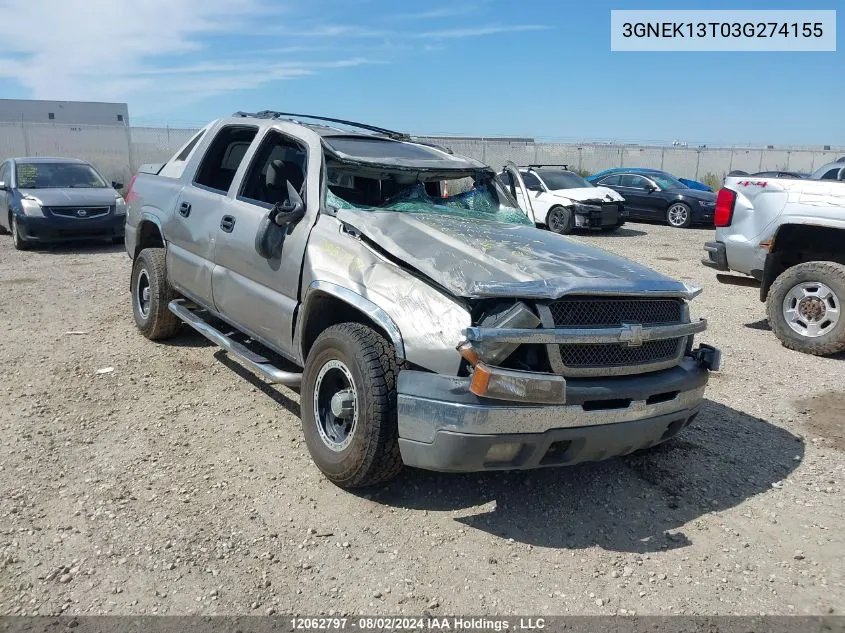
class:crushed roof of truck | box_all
[230,110,488,172]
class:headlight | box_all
[114,197,126,215]
[466,302,541,365]
[20,198,44,217]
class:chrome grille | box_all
[549,297,683,327]
[46,206,110,219]
[541,296,688,377]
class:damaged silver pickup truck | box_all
[124,111,720,488]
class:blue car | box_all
[587,168,712,192]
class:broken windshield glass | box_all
[326,176,531,226]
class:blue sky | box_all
[0,0,840,146]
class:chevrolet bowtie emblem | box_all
[620,323,645,347]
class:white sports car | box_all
[499,166,627,235]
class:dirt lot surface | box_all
[1,222,843,617]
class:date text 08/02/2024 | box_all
[290,617,547,631]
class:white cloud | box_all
[0,0,551,115]
[0,0,265,98]
[414,25,551,39]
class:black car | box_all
[593,171,716,228]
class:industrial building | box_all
[0,99,130,126]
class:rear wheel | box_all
[131,247,180,340]
[766,261,845,356]
[547,206,574,235]
[11,215,30,250]
[666,202,692,228]
[301,323,402,488]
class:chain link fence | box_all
[0,122,841,187]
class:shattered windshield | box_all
[15,162,106,189]
[325,172,532,226]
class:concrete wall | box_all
[0,121,841,185]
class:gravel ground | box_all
[0,221,843,617]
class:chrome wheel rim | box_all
[783,281,840,338]
[548,208,567,233]
[135,269,151,319]
[667,204,689,227]
[313,359,358,452]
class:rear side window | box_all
[194,126,258,193]
[620,174,647,188]
[820,168,840,180]
[599,174,621,186]
[175,131,204,162]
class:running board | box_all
[168,299,302,387]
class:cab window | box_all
[239,131,307,208]
[194,125,258,194]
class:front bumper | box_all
[573,202,625,229]
[15,213,124,242]
[702,241,729,271]
[397,356,712,472]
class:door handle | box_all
[178,201,191,217]
[220,215,236,233]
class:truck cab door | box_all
[210,124,322,358]
[503,162,537,224]
[165,125,258,308]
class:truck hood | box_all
[336,209,695,300]
[548,186,624,204]
[18,187,119,206]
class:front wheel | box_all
[547,206,575,235]
[11,215,30,250]
[301,323,402,488]
[130,247,180,340]
[666,202,692,228]
[766,261,845,356]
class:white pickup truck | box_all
[703,162,845,355]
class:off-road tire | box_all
[547,206,575,235]
[11,215,30,250]
[766,261,845,356]
[301,323,402,488]
[131,247,180,340]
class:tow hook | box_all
[693,344,722,371]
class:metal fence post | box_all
[695,151,701,179]
[660,147,665,170]
[124,124,135,176]
[22,119,30,156]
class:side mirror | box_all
[0,181,7,191]
[255,181,305,259]
[645,184,657,193]
[272,181,306,227]
[112,181,124,190]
